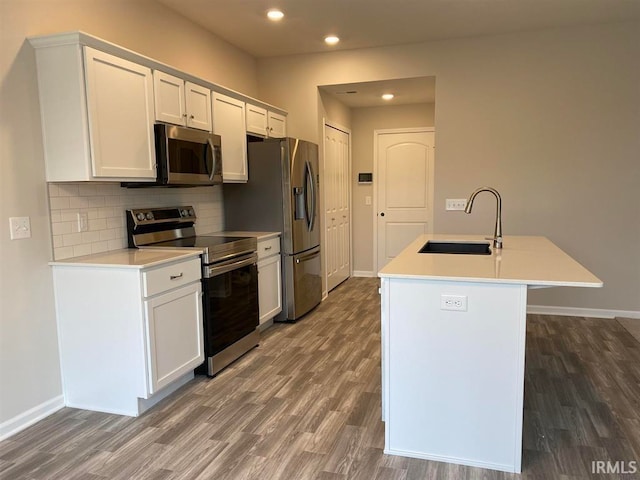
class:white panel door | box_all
[84,47,156,179]
[324,124,351,292]
[376,129,434,270]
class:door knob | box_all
[380,212,385,216]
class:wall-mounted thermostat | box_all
[358,173,373,184]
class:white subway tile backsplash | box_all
[49,197,70,210]
[78,184,98,196]
[99,229,116,241]
[63,232,83,247]
[52,221,73,236]
[68,196,88,209]
[58,184,79,197]
[91,218,108,231]
[47,183,224,260]
[54,246,74,260]
[73,244,93,257]
[81,231,101,243]
[91,241,110,254]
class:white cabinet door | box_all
[153,70,187,126]
[185,82,212,131]
[84,47,156,179]
[258,253,282,324]
[153,71,211,131]
[212,92,248,183]
[144,282,204,394]
[267,111,287,138]
[246,103,268,136]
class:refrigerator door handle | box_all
[295,249,321,264]
[305,160,316,232]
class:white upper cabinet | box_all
[212,92,248,183]
[30,38,157,182]
[153,71,212,131]
[246,103,268,136]
[85,48,157,179]
[267,111,287,138]
[29,31,286,183]
[246,103,287,138]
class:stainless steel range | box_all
[127,206,259,376]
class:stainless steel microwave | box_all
[123,124,222,187]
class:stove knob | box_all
[136,212,145,221]
[188,209,195,217]
[145,212,154,220]
[181,209,188,217]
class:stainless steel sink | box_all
[419,241,491,255]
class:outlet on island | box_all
[440,294,468,311]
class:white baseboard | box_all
[0,395,64,441]
[527,305,640,320]
[353,270,376,278]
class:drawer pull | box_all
[169,273,183,280]
[264,246,272,251]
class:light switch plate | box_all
[9,216,31,239]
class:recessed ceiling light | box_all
[267,9,284,21]
[324,35,340,46]
[382,93,394,101]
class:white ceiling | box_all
[155,0,640,108]
[156,0,640,58]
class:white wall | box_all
[257,22,640,313]
[0,0,257,436]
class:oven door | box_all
[202,253,259,357]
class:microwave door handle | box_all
[205,139,215,180]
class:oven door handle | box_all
[205,253,257,278]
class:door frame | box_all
[323,120,353,293]
[373,127,435,273]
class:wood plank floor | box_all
[1,278,639,479]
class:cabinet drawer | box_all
[258,237,280,260]
[143,258,201,297]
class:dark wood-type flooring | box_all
[1,278,639,479]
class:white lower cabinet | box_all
[144,283,203,394]
[52,256,203,416]
[257,236,282,325]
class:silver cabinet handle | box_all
[170,273,183,280]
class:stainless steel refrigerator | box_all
[223,137,321,321]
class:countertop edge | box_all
[49,250,201,269]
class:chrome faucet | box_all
[464,187,503,249]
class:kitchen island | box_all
[378,235,602,473]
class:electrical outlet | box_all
[446,199,467,211]
[440,294,467,311]
[77,212,89,232]
[9,216,31,240]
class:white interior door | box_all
[324,123,351,291]
[375,129,434,271]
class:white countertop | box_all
[206,231,281,241]
[49,249,201,269]
[378,235,603,287]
